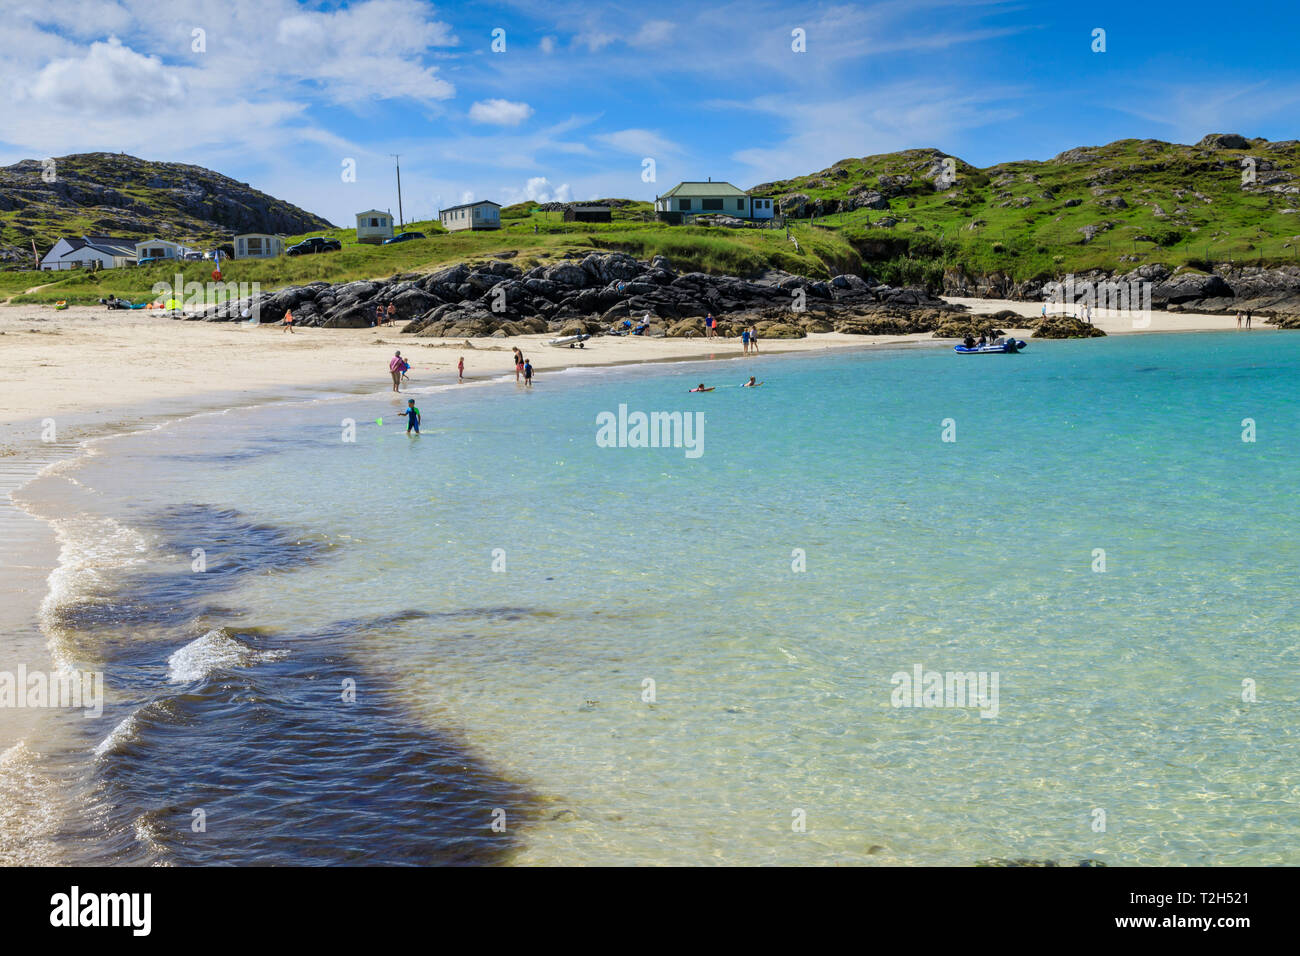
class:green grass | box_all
[8,137,1300,304]
[8,217,862,304]
[772,138,1300,282]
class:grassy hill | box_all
[752,134,1300,287]
[7,134,1299,305]
[0,152,332,264]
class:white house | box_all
[135,239,191,263]
[233,233,284,259]
[439,200,501,232]
[356,210,394,243]
[655,182,775,222]
[40,236,137,271]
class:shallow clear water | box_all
[11,331,1300,865]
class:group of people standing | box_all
[703,312,760,353]
[388,351,469,392]
[1236,310,1253,329]
[512,347,534,387]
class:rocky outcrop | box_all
[1196,133,1252,150]
[1032,315,1107,338]
[0,152,332,261]
[189,252,961,337]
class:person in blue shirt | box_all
[402,399,421,435]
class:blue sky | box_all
[3,0,1299,226]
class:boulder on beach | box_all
[1032,315,1107,338]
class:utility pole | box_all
[392,154,404,227]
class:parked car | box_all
[286,237,343,256]
[382,232,427,245]
[183,252,205,261]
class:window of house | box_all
[737,199,746,209]
[702,198,722,210]
[679,199,692,211]
[248,238,263,255]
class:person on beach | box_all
[387,302,397,326]
[400,354,411,383]
[402,399,421,435]
[458,356,465,383]
[748,325,758,352]
[523,359,533,388]
[706,313,716,338]
[1236,311,1242,329]
[741,327,750,354]
[513,348,524,382]
[1246,310,1252,329]
[375,305,385,328]
[389,351,404,392]
[282,309,294,333]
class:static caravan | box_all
[234,234,285,259]
[135,239,189,263]
[355,210,395,244]
[440,201,501,232]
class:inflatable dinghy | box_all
[548,333,590,348]
[954,339,1027,354]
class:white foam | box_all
[38,512,151,674]
[166,628,287,683]
[93,711,138,759]
[0,741,63,865]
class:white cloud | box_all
[726,84,1021,186]
[18,37,186,113]
[469,99,535,126]
[274,0,457,103]
[630,20,674,47]
[574,31,618,52]
[596,128,682,157]
[499,176,572,204]
[540,36,557,54]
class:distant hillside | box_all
[0,152,333,263]
[747,133,1300,280]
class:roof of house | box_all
[47,235,137,258]
[659,181,749,199]
[234,232,284,239]
[355,209,392,218]
[135,238,184,246]
[440,200,502,214]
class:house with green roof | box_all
[654,181,775,224]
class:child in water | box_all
[403,399,421,435]
[523,359,534,388]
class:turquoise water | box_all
[14,331,1300,865]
